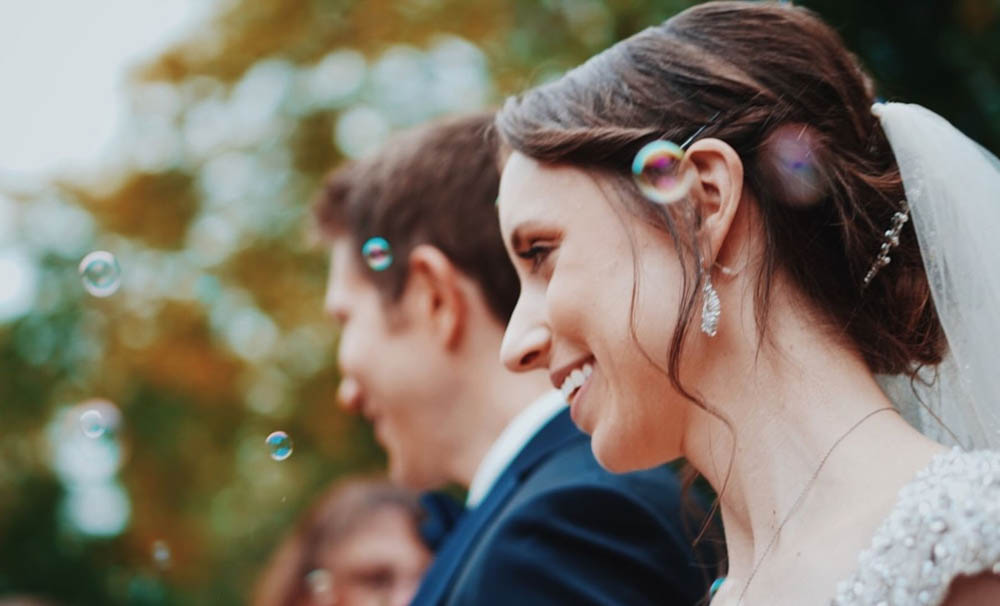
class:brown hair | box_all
[314,112,520,323]
[252,478,424,606]
[495,1,945,388]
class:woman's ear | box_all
[404,244,467,349]
[683,138,745,266]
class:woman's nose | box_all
[501,302,551,372]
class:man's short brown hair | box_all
[314,112,518,323]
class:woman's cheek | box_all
[544,270,578,336]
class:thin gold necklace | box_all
[728,406,898,605]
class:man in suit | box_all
[315,112,713,605]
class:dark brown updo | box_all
[495,1,945,382]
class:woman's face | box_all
[497,152,702,471]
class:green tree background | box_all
[1,1,997,604]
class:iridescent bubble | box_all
[765,124,826,207]
[80,409,106,439]
[72,399,121,442]
[361,237,393,272]
[631,140,695,205]
[306,569,334,603]
[152,540,172,570]
[79,251,121,297]
[266,431,293,461]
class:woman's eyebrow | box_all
[508,220,552,249]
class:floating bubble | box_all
[80,409,106,439]
[631,140,695,205]
[266,431,293,461]
[152,540,172,570]
[306,569,334,602]
[72,399,121,443]
[79,251,121,297]
[361,237,393,271]
[764,124,826,207]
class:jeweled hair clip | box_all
[862,200,910,287]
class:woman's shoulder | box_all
[832,448,1000,606]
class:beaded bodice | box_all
[832,448,1000,605]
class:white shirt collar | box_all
[465,390,567,508]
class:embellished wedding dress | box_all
[831,448,1000,605]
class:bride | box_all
[492,2,1000,604]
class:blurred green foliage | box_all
[1,0,997,604]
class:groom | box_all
[315,112,712,605]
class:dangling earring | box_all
[701,274,721,337]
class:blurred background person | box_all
[253,478,431,606]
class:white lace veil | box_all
[873,102,1000,451]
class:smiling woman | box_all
[494,2,1000,605]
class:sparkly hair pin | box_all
[862,200,910,287]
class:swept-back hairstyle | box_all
[495,1,944,397]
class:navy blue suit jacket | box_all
[409,409,712,605]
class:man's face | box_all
[324,237,458,490]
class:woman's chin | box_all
[592,422,674,473]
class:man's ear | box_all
[683,137,745,266]
[403,244,467,350]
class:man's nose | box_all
[336,376,363,412]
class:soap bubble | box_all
[306,568,334,603]
[631,140,695,205]
[761,124,827,207]
[361,237,393,271]
[152,540,172,570]
[80,409,106,439]
[266,431,293,461]
[79,251,121,297]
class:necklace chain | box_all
[732,406,897,605]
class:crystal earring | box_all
[701,274,721,337]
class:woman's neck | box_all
[682,296,943,596]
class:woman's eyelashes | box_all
[517,241,555,272]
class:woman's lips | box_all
[558,361,593,400]
[565,365,594,429]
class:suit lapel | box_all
[409,409,582,605]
